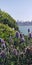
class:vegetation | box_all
[0,10,32,65]
[0,9,18,30]
[0,23,16,43]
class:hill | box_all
[0,9,18,30]
[0,10,32,65]
[0,10,18,43]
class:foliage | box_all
[0,9,19,30]
[0,23,15,43]
[0,10,32,65]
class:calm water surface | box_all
[19,26,32,35]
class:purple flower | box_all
[1,51,6,58]
[16,31,20,38]
[1,39,5,43]
[0,48,2,53]
[1,43,6,48]
[0,38,1,43]
[28,29,30,32]
[0,39,6,48]
[21,37,25,42]
[20,33,22,38]
[13,49,18,55]
[20,34,25,43]
[9,36,13,43]
[30,32,32,38]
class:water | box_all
[19,26,32,35]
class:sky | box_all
[0,0,32,21]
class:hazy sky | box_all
[0,0,32,21]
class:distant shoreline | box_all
[17,21,32,26]
[18,25,32,26]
